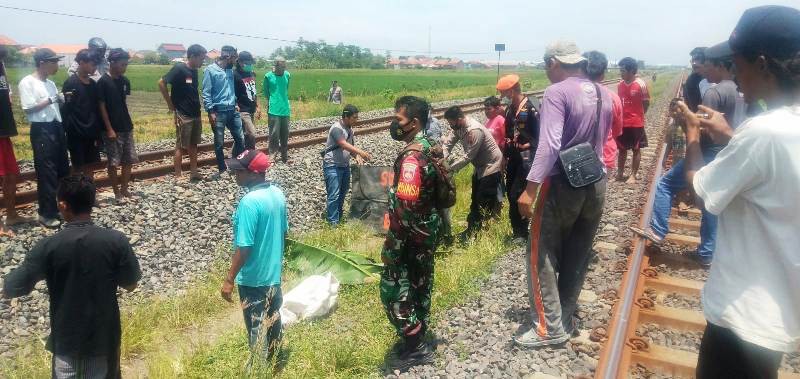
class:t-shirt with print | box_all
[693,105,800,353]
[0,62,16,137]
[700,79,740,157]
[163,62,200,118]
[97,74,133,133]
[618,78,649,128]
[62,75,101,140]
[323,121,353,168]
[233,183,288,287]
[234,69,258,114]
[263,71,291,117]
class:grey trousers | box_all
[240,111,258,150]
[526,174,606,338]
[268,114,290,161]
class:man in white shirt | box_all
[676,5,800,378]
[18,48,70,228]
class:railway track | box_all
[594,75,798,378]
[1,79,619,207]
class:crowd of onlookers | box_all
[1,4,799,377]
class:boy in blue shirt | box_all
[220,149,288,359]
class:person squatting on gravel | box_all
[220,149,288,360]
[0,44,33,236]
[202,45,246,176]
[158,44,207,180]
[62,49,103,181]
[381,96,442,371]
[631,41,745,267]
[98,49,138,201]
[263,56,291,163]
[442,105,503,241]
[674,6,800,378]
[615,57,650,184]
[322,104,372,225]
[68,37,109,82]
[2,174,142,379]
[516,40,613,348]
[18,48,70,228]
[495,73,540,243]
[234,51,262,150]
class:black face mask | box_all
[390,120,411,141]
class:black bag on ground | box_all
[558,83,605,188]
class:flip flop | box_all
[628,226,664,245]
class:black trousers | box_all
[697,323,784,379]
[466,171,502,234]
[506,158,530,238]
[30,121,69,219]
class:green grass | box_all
[178,166,515,378]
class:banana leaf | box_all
[285,239,383,285]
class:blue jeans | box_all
[213,110,245,171]
[323,166,350,225]
[239,285,282,358]
[650,157,718,259]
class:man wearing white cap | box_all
[516,40,613,347]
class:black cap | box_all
[107,48,130,62]
[729,5,800,59]
[220,45,237,58]
[75,49,96,63]
[238,51,254,64]
[33,48,63,64]
[704,41,733,60]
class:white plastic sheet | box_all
[280,272,340,326]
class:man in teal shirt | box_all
[220,149,288,359]
[263,56,291,162]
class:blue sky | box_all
[2,0,799,64]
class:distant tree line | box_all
[269,38,386,69]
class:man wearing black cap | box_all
[18,48,69,227]
[234,51,261,150]
[159,44,207,180]
[202,45,246,176]
[62,49,102,180]
[220,149,287,359]
[674,5,800,378]
[98,48,137,200]
[68,37,109,81]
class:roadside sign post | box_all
[495,43,505,82]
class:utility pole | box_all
[495,43,505,82]
[428,26,432,57]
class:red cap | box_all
[225,150,271,173]
[496,74,520,91]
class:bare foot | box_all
[0,225,14,237]
[625,176,637,184]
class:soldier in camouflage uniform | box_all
[381,96,441,371]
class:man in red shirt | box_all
[616,57,650,183]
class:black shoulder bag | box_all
[557,83,605,188]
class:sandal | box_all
[628,226,664,245]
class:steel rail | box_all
[3,79,619,206]
[595,73,685,379]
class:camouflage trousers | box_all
[380,235,437,340]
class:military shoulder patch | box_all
[396,154,422,201]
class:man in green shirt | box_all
[263,56,291,163]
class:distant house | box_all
[0,35,18,47]
[157,43,186,59]
[466,60,490,69]
[206,49,220,62]
[386,56,464,69]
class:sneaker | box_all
[38,216,61,228]
[628,226,664,245]
[387,341,435,372]
[694,254,713,268]
[513,328,570,348]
